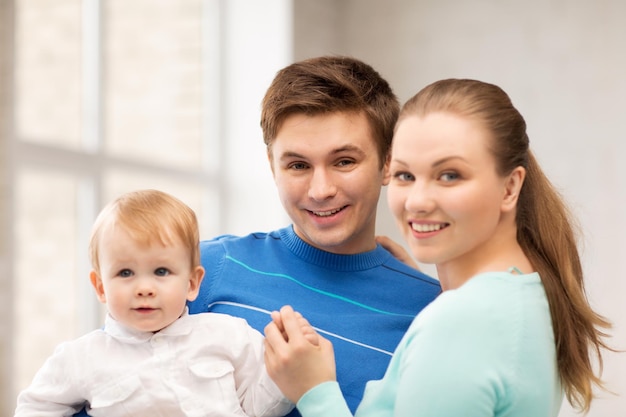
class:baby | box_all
[15,189,294,417]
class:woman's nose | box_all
[404,181,435,214]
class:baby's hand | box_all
[295,311,319,346]
[270,310,319,346]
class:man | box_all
[189,56,440,415]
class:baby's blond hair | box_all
[89,189,200,273]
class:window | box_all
[2,0,292,412]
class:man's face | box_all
[268,111,389,254]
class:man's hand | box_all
[376,235,420,270]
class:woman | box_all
[263,79,611,416]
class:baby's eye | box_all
[118,269,133,278]
[154,267,170,277]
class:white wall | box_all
[294,1,625,415]
[219,0,293,235]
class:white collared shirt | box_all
[15,309,293,417]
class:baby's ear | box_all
[187,266,205,302]
[90,271,107,304]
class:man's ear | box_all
[267,148,276,177]
[90,271,107,304]
[382,153,391,186]
[501,166,526,213]
[186,266,205,302]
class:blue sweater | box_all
[297,271,563,417]
[188,226,441,416]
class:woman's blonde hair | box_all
[399,78,612,412]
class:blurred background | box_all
[0,0,624,415]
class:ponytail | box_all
[517,152,611,411]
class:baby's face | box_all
[91,227,202,332]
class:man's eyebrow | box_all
[279,144,366,160]
[279,151,306,160]
[332,144,365,155]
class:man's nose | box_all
[308,168,337,201]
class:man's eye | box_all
[119,269,133,278]
[154,267,170,277]
[288,162,308,170]
[337,159,355,167]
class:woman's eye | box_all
[393,171,414,182]
[154,267,170,277]
[119,269,133,278]
[440,172,460,182]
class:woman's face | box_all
[387,112,515,269]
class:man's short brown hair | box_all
[261,56,399,167]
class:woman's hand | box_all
[264,306,336,403]
[376,235,420,270]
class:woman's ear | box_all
[90,271,107,304]
[501,166,526,213]
[382,153,391,185]
[186,266,205,302]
